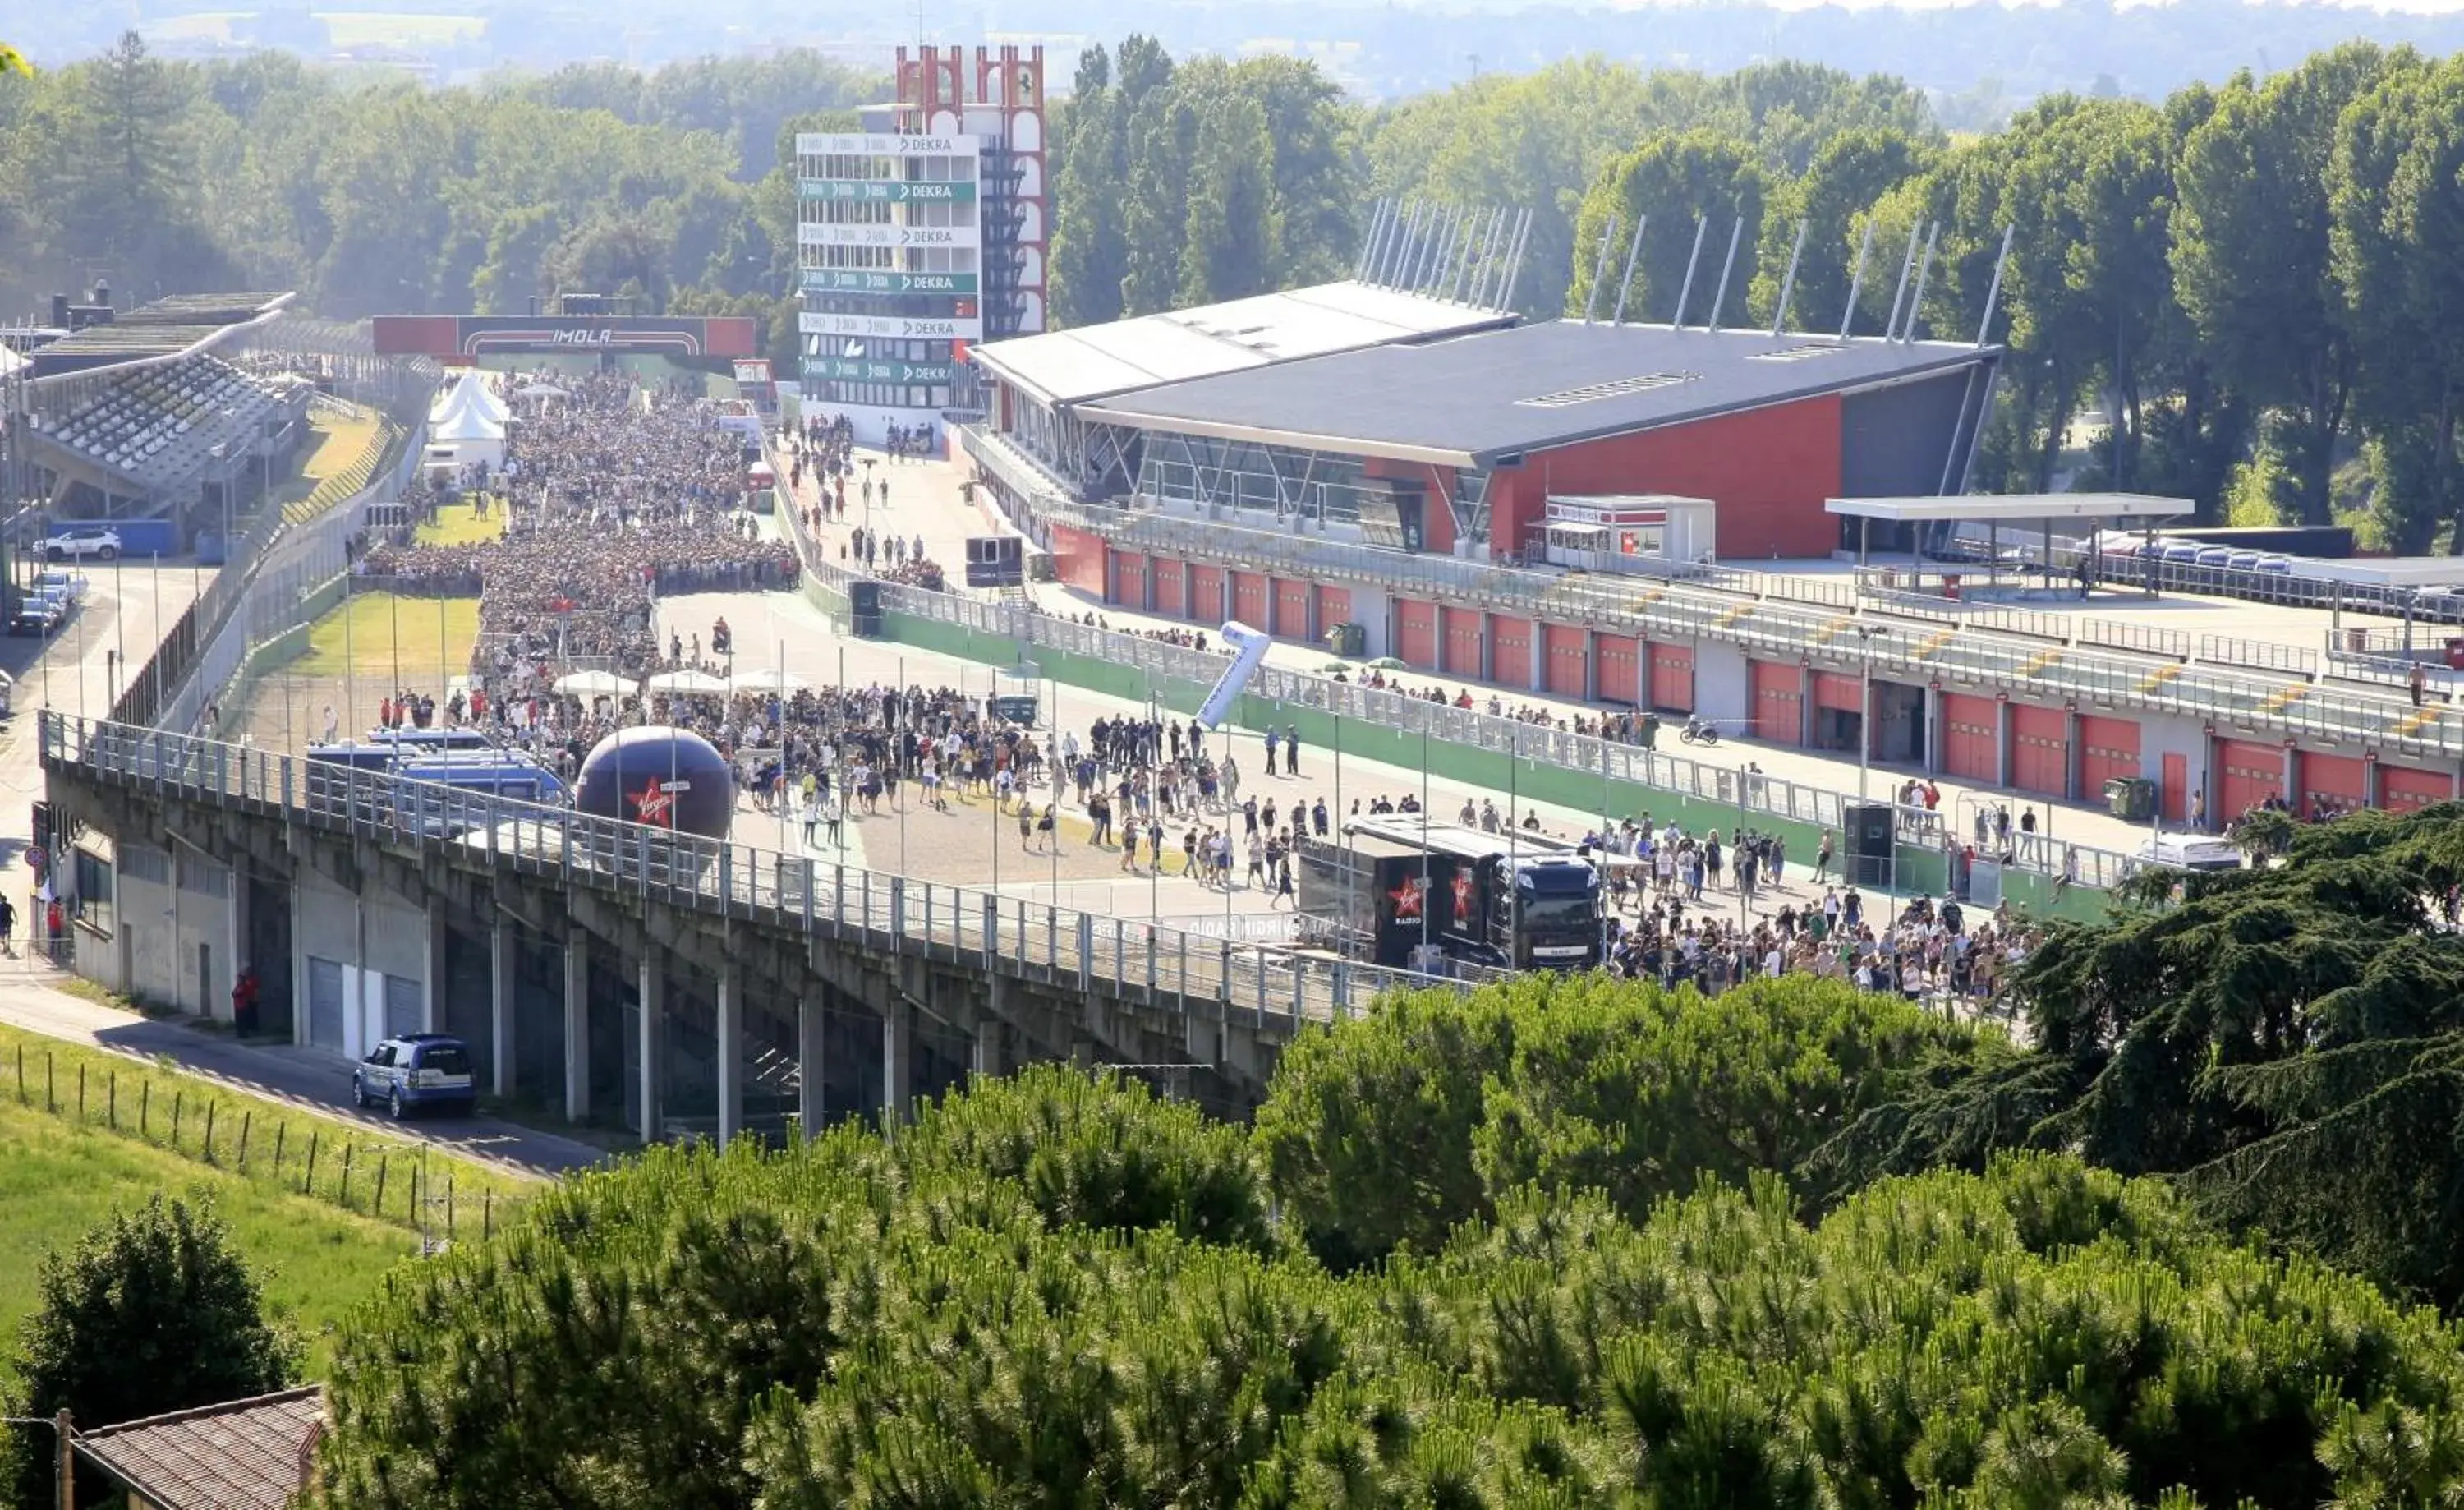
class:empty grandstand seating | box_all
[28,356,292,492]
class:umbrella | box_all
[554,670,634,697]
[515,382,570,399]
[728,668,810,695]
[1364,656,1409,671]
[1320,659,1352,673]
[646,670,730,696]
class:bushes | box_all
[312,1057,2464,1509]
[1253,974,2009,1269]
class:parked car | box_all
[352,1032,477,1119]
[2138,835,2245,872]
[40,524,121,562]
[34,569,90,604]
[10,589,69,637]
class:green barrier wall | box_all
[877,605,2085,909]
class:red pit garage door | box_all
[1272,578,1312,641]
[2077,716,2141,798]
[1750,660,1804,746]
[1190,565,1225,624]
[1489,615,1535,690]
[1941,693,1998,782]
[1596,635,1642,706]
[1313,584,1351,639]
[1650,643,1695,712]
[1543,624,1590,699]
[1441,607,1484,679]
[1231,571,1269,628]
[1110,551,1148,611]
[2218,739,2286,821]
[1152,559,1186,619]
[2010,704,2069,799]
[2381,763,2453,813]
[2297,749,2367,820]
[1396,599,1439,668]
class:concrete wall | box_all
[293,870,432,1060]
[1693,639,1752,728]
[113,844,234,1016]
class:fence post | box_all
[76,1065,85,1121]
[274,1121,287,1175]
[172,1090,182,1148]
[302,1128,318,1194]
[373,1153,387,1218]
[341,1143,355,1206]
[483,1190,493,1241]
[141,1080,150,1136]
[238,1110,252,1171]
[202,1100,217,1162]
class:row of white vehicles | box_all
[11,567,90,639]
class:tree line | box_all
[1051,39,2464,548]
[10,34,2464,541]
[0,34,873,364]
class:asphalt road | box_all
[0,965,605,1178]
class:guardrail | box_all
[44,712,1428,1027]
[1023,494,2458,757]
[853,569,2152,891]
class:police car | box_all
[352,1033,477,1119]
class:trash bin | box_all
[2446,638,2464,671]
[1640,711,1660,750]
[1325,622,1367,657]
[2104,776,2155,822]
[1943,573,1961,601]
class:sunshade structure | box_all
[728,668,810,695]
[554,670,635,696]
[646,669,730,696]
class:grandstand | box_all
[27,354,306,508]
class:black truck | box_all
[1297,817,1604,972]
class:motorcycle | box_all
[1679,716,1720,747]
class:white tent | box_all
[428,397,506,470]
[646,669,730,696]
[431,368,510,426]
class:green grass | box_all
[292,592,480,681]
[0,1098,420,1379]
[0,1024,537,1236]
[415,499,507,549]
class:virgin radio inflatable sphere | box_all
[574,727,735,839]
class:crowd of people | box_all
[356,374,798,715]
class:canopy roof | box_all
[1824,492,2195,523]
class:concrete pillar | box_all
[637,955,664,1144]
[421,905,446,1034]
[563,928,589,1122]
[490,920,515,1101]
[881,999,911,1126]
[289,880,308,1048]
[971,1020,1003,1082]
[797,993,825,1135]
[715,967,742,1148]
[2283,745,2301,816]
[2064,709,2084,802]
[1924,686,1945,774]
[226,859,248,1027]
[1995,698,2014,788]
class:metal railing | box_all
[2200,633,2318,680]
[864,576,2151,888]
[43,712,1437,1028]
[1018,491,2461,757]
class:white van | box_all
[2137,835,2244,872]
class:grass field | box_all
[0,1098,417,1380]
[415,498,507,549]
[264,407,383,515]
[292,592,481,682]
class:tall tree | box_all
[1177,91,1281,305]
[2173,44,2400,523]
[1749,125,1928,333]
[1568,127,1764,324]
[1047,46,1130,329]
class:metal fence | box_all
[1019,495,2458,757]
[857,570,2149,891]
[45,712,1439,1026]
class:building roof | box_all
[75,1386,324,1510]
[1826,492,2193,523]
[117,292,295,326]
[1077,321,1997,467]
[970,280,1517,408]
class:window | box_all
[417,1044,473,1076]
[73,848,113,937]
